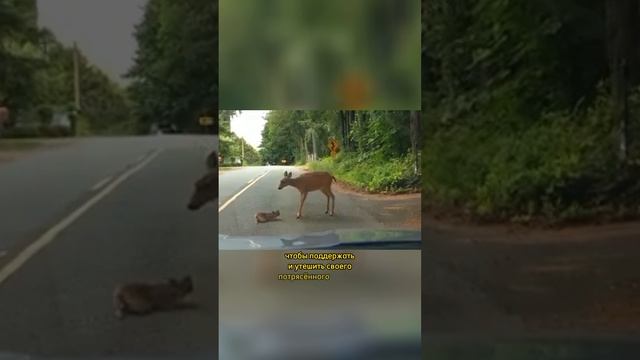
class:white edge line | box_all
[218,171,271,213]
[90,176,113,191]
[0,149,162,286]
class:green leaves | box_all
[257,110,419,191]
[426,0,608,124]
[127,0,217,131]
[421,0,637,223]
[1,0,130,136]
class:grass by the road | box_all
[0,139,46,163]
[0,139,43,151]
[219,166,246,172]
[308,153,420,194]
[0,138,71,163]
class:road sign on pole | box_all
[328,137,340,159]
[199,116,214,126]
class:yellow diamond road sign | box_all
[328,138,340,158]
[199,116,214,126]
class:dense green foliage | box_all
[0,0,132,136]
[424,0,640,223]
[310,152,418,193]
[260,110,420,192]
[127,0,217,133]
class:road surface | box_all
[218,166,421,236]
[0,135,218,358]
[423,214,640,339]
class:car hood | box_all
[218,228,421,250]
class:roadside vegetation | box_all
[424,1,640,224]
[1,0,216,138]
[218,110,261,167]
[0,0,131,137]
[127,0,217,134]
[258,110,421,193]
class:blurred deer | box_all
[206,150,217,170]
[278,171,336,219]
[188,151,218,210]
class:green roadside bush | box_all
[309,152,420,193]
[422,88,640,224]
[1,125,71,138]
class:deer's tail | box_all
[331,176,337,183]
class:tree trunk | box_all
[347,110,355,151]
[311,129,318,161]
[338,111,347,150]
[606,0,635,163]
[339,110,354,152]
[410,111,421,175]
[300,136,307,164]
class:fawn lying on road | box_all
[113,276,194,319]
[278,171,336,219]
[256,210,281,223]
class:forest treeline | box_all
[242,110,421,192]
[0,0,130,136]
[127,0,217,133]
[423,0,640,223]
[0,0,216,136]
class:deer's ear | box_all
[283,171,288,177]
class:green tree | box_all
[127,0,217,133]
[1,1,131,136]
[0,0,41,117]
[423,0,640,222]
[260,110,415,164]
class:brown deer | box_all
[187,151,218,211]
[187,171,217,210]
[278,171,336,219]
[205,150,217,170]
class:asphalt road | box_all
[0,135,218,358]
[218,166,421,236]
[423,215,640,340]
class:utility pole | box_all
[73,42,81,111]
[312,130,318,161]
[72,42,81,136]
[241,138,245,166]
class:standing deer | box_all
[278,171,336,219]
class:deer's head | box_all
[278,171,293,190]
[188,171,217,210]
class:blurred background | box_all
[219,250,421,359]
[219,0,421,110]
[0,1,218,357]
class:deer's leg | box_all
[329,189,335,216]
[321,189,331,214]
[297,192,308,219]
